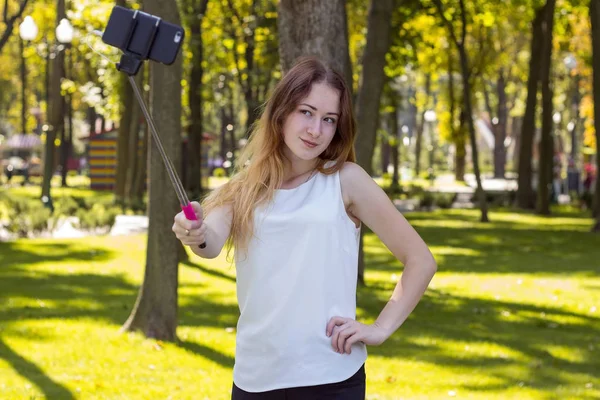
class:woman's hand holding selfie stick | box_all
[173,202,208,248]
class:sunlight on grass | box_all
[1,209,599,399]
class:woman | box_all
[173,57,437,399]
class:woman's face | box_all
[281,82,340,163]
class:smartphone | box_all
[102,5,184,65]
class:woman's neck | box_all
[282,157,319,182]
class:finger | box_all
[180,230,206,245]
[175,211,201,230]
[185,223,207,238]
[181,235,205,246]
[331,324,349,353]
[190,201,204,220]
[344,332,363,354]
[326,316,347,337]
[337,326,357,354]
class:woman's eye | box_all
[324,117,336,124]
[301,109,312,116]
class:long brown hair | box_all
[202,56,356,254]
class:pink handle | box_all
[182,204,197,220]
[181,203,206,249]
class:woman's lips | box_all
[301,138,318,148]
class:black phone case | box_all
[102,6,184,65]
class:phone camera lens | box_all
[174,31,182,43]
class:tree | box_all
[224,0,277,135]
[354,0,395,175]
[516,5,545,210]
[122,0,184,341]
[114,6,134,205]
[0,0,29,54]
[536,0,557,216]
[278,0,352,85]
[42,0,66,204]
[433,0,489,222]
[182,0,209,200]
[353,0,395,285]
[589,0,600,232]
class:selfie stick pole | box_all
[116,53,206,249]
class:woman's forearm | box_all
[374,256,437,337]
[189,222,222,259]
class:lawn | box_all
[0,209,599,399]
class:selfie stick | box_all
[99,14,206,248]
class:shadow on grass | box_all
[365,217,600,275]
[0,240,239,388]
[2,208,599,397]
[358,283,600,394]
[0,336,75,399]
[182,259,236,283]
[178,340,235,368]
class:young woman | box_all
[173,57,437,399]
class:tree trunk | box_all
[380,133,390,176]
[455,109,467,182]
[516,6,545,209]
[132,119,149,207]
[20,38,26,134]
[390,97,400,190]
[278,0,352,85]
[42,0,66,202]
[61,88,72,187]
[415,74,431,177]
[482,74,508,180]
[220,107,228,163]
[353,0,394,286]
[114,0,133,204]
[354,0,394,176]
[458,45,488,222]
[494,72,508,179]
[186,0,209,200]
[126,71,143,205]
[589,0,600,231]
[536,0,556,216]
[122,0,184,341]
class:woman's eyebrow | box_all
[300,103,339,116]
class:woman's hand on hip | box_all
[326,316,390,354]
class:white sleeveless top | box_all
[233,165,368,392]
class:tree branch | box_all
[0,0,29,54]
[431,0,460,47]
[224,0,248,94]
[459,0,467,44]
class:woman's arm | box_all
[172,202,232,259]
[326,162,437,354]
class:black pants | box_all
[231,365,366,400]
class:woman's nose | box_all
[307,119,322,137]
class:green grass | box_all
[1,209,599,399]
[0,175,111,202]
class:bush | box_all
[54,196,80,217]
[2,196,52,237]
[406,184,426,199]
[434,193,456,209]
[419,191,435,209]
[76,203,120,233]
